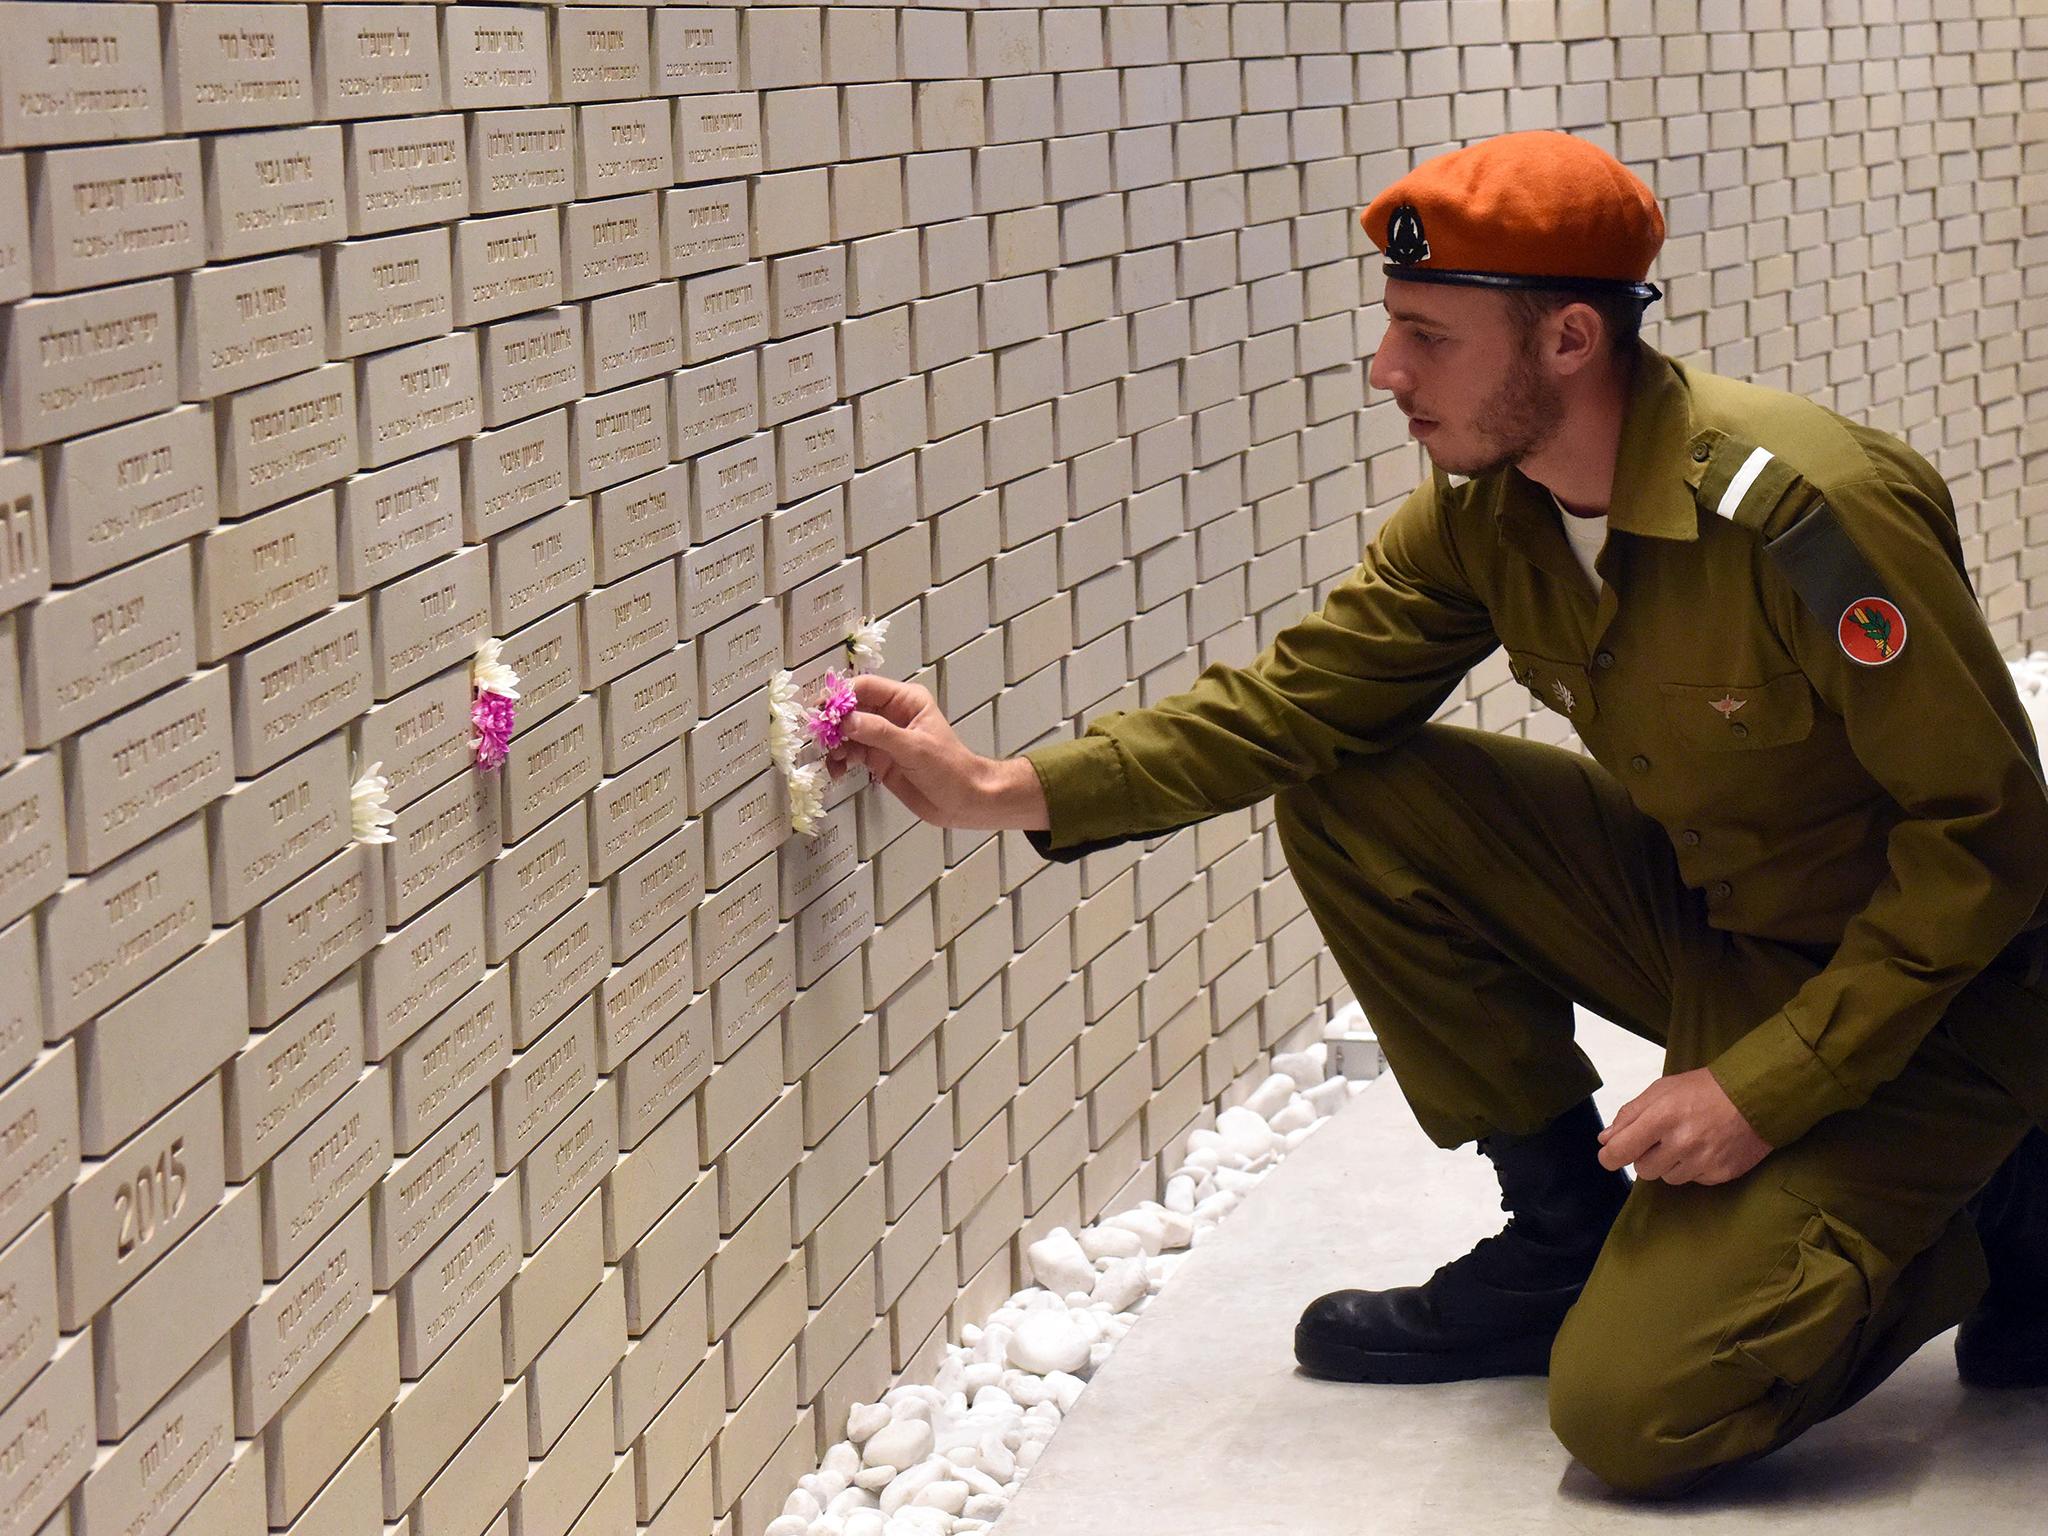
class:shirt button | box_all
[1712,881,1733,900]
[1682,829,1701,847]
[1630,755,1650,773]
[1595,650,1615,669]
[1729,721,1748,739]
[1692,442,1711,462]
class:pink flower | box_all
[471,690,516,770]
[806,670,859,752]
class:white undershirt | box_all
[1553,490,1607,595]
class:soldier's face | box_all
[1370,286,1567,479]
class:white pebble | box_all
[1163,1175,1197,1214]
[845,1515,886,1536]
[863,1419,934,1471]
[848,1402,891,1444]
[1007,1311,1092,1375]
[1025,1229,1097,1296]
[1269,1100,1315,1135]
[1244,1073,1296,1120]
[1090,1258,1147,1313]
[855,1465,896,1492]
[913,1480,968,1515]
[766,1519,808,1536]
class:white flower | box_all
[767,669,807,768]
[351,762,397,845]
[846,614,890,673]
[787,760,825,835]
[472,636,521,701]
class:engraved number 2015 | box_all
[114,1138,189,1260]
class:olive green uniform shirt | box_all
[1022,341,2048,1151]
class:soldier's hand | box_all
[826,674,1013,829]
[1595,1067,1772,1185]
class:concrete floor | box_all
[995,1012,2048,1534]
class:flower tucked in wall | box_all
[470,637,521,770]
[350,762,397,845]
[845,614,889,674]
[805,670,859,753]
[786,760,825,836]
[767,669,808,769]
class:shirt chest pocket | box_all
[1657,672,1816,751]
[1507,651,1597,727]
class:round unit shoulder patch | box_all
[1838,596,1906,665]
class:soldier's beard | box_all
[1426,330,1567,479]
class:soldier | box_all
[822,129,2048,1494]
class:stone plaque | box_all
[675,92,762,183]
[60,667,230,871]
[777,402,856,504]
[55,1074,220,1329]
[680,259,767,366]
[367,544,489,699]
[163,3,314,135]
[696,603,781,723]
[686,432,774,547]
[783,560,864,667]
[233,1205,370,1435]
[671,348,758,457]
[492,1000,593,1175]
[600,642,696,775]
[443,6,551,110]
[76,925,245,1156]
[766,485,844,596]
[595,884,691,1069]
[228,599,370,775]
[662,180,749,281]
[28,138,204,293]
[468,106,572,216]
[351,664,469,815]
[371,1082,489,1292]
[246,842,379,1028]
[221,971,362,1183]
[653,10,740,98]
[358,330,481,469]
[391,969,512,1155]
[579,561,676,689]
[684,684,770,816]
[586,280,683,394]
[201,123,345,261]
[615,994,709,1150]
[713,919,797,1057]
[761,330,840,434]
[563,189,659,301]
[21,541,193,749]
[344,112,468,237]
[500,694,600,845]
[4,1333,96,1536]
[0,155,26,303]
[462,408,570,540]
[338,446,463,596]
[454,210,565,329]
[478,303,583,427]
[325,228,454,360]
[691,848,777,992]
[0,619,19,768]
[770,247,848,341]
[0,920,42,1089]
[196,488,339,661]
[589,740,684,884]
[260,1063,388,1280]
[702,765,785,893]
[0,755,64,934]
[361,878,484,1061]
[569,377,668,495]
[519,1079,614,1252]
[0,1217,57,1417]
[0,277,175,449]
[381,765,497,926]
[489,497,594,635]
[511,889,607,1047]
[0,1046,77,1255]
[205,733,349,920]
[576,99,673,199]
[312,4,444,121]
[609,820,703,965]
[214,360,359,517]
[555,9,652,103]
[483,805,588,965]
[497,600,583,728]
[0,3,165,149]
[176,251,324,400]
[398,1172,515,1377]
[591,463,683,585]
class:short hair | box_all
[1501,286,1648,359]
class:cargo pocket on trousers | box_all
[1708,1195,1900,1389]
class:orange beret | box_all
[1361,130,1665,304]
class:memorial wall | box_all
[0,4,2038,1536]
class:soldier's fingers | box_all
[1631,1141,1678,1182]
[1599,1107,1664,1170]
[849,672,929,726]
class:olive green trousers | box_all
[1272,722,2042,1495]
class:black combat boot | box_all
[1294,1096,1631,1383]
[1955,1125,2048,1388]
